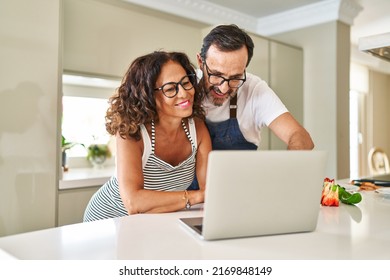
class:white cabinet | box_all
[0,0,61,237]
[58,186,99,226]
[247,34,270,83]
[259,41,304,150]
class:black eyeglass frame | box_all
[154,74,196,98]
[202,59,246,89]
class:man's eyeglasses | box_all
[154,74,196,98]
[203,60,246,88]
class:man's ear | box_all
[196,53,203,68]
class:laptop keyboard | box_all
[194,225,203,233]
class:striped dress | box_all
[83,118,197,222]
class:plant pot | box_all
[62,151,69,172]
[87,144,111,168]
[89,155,107,168]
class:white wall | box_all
[64,0,207,76]
[370,71,390,155]
[271,21,351,179]
[0,0,61,236]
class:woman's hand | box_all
[188,189,205,206]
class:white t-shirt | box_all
[201,72,288,147]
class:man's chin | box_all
[209,90,228,107]
[212,97,226,107]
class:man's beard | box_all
[206,85,236,107]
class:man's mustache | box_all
[210,86,232,95]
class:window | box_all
[62,73,121,167]
[62,96,110,157]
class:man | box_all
[197,24,314,151]
[187,24,313,190]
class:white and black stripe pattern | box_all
[144,119,196,191]
[83,118,197,222]
[83,176,128,222]
[181,119,196,150]
[143,154,196,191]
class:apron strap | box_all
[229,94,237,118]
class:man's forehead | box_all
[205,46,247,75]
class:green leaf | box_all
[87,144,111,159]
[61,135,85,152]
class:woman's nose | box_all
[177,84,190,97]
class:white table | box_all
[0,190,389,260]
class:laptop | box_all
[180,150,327,240]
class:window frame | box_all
[62,71,121,169]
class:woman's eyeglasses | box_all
[154,74,196,98]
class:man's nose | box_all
[217,81,230,94]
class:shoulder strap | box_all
[181,119,196,150]
[229,94,237,118]
[151,120,156,153]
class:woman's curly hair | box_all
[106,51,205,140]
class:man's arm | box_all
[268,112,314,150]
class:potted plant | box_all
[87,143,112,168]
[61,135,85,171]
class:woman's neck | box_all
[155,118,184,136]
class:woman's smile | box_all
[176,99,191,109]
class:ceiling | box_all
[123,0,390,71]
[203,0,326,18]
[202,0,390,46]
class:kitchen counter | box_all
[1,188,390,260]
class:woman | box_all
[83,51,211,222]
